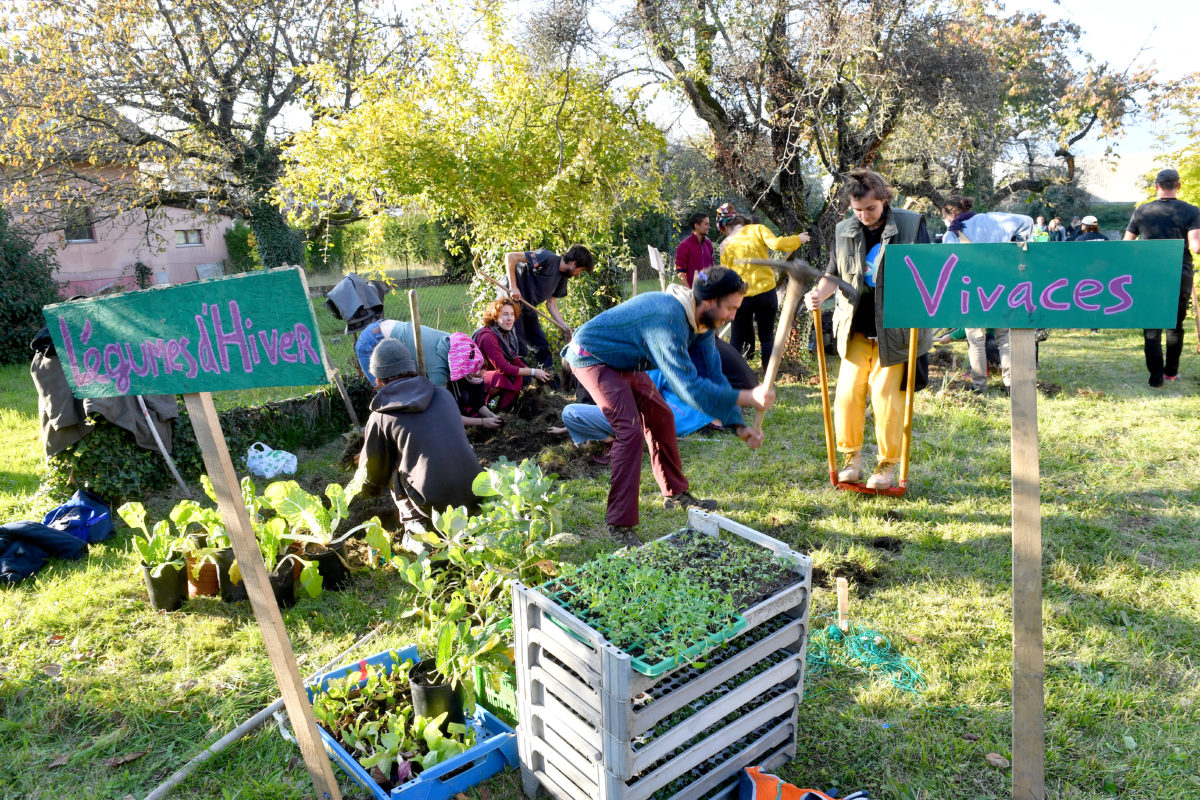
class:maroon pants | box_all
[574,364,688,526]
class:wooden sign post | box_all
[884,241,1183,800]
[44,268,343,799]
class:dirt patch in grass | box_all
[1038,381,1063,397]
[811,554,884,591]
[468,386,572,466]
[870,535,905,552]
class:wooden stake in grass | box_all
[836,577,850,633]
[408,289,426,378]
[184,392,342,800]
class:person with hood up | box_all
[361,339,482,535]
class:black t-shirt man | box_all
[837,208,930,339]
[513,248,571,306]
[1126,198,1200,276]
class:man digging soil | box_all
[563,267,775,545]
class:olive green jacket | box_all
[830,207,933,367]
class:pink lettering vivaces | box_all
[905,254,958,315]
[977,284,1005,311]
[1039,278,1071,311]
[1073,279,1104,311]
[1104,275,1133,314]
[1007,281,1036,313]
[209,300,254,373]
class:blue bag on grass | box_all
[42,489,114,543]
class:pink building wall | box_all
[37,206,234,296]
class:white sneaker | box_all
[837,452,863,483]
[866,463,897,490]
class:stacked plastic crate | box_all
[511,510,813,800]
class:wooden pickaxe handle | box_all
[752,272,806,431]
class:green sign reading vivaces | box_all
[881,241,1184,329]
[43,267,330,399]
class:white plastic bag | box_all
[245,441,297,479]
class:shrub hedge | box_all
[0,209,61,364]
[41,376,374,504]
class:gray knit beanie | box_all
[369,338,417,380]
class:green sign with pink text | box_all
[42,267,330,399]
[882,241,1184,329]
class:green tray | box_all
[537,576,747,677]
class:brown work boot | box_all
[607,525,641,547]
[837,451,863,483]
[866,463,897,490]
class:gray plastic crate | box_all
[513,510,812,798]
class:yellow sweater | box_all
[720,225,806,297]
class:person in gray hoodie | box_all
[361,339,482,535]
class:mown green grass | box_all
[3,324,1200,799]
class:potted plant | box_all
[263,476,388,591]
[167,497,227,597]
[216,516,306,608]
[117,502,189,611]
[410,613,513,730]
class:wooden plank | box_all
[836,577,850,632]
[183,392,342,800]
[1009,328,1044,800]
[408,289,426,378]
[752,275,804,431]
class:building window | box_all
[175,229,203,246]
[64,208,95,243]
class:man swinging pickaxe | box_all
[737,255,917,496]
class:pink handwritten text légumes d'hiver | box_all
[58,299,320,393]
[904,254,1134,317]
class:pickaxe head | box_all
[736,258,859,303]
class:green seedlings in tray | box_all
[311,654,478,791]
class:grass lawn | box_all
[2,315,1200,799]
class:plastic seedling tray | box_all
[539,551,751,677]
[305,647,518,800]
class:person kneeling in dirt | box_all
[552,341,756,460]
[474,298,552,411]
[361,339,482,539]
[564,267,775,544]
[355,319,452,387]
[445,332,502,430]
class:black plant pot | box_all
[142,562,186,611]
[214,548,248,603]
[215,548,296,608]
[308,542,351,591]
[409,658,465,730]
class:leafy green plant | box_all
[423,614,512,712]
[310,654,478,790]
[117,501,187,577]
[391,458,567,630]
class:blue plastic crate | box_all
[307,646,519,800]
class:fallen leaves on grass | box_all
[48,755,69,768]
[985,753,1011,768]
[962,732,980,741]
[103,751,148,768]
[42,663,61,677]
